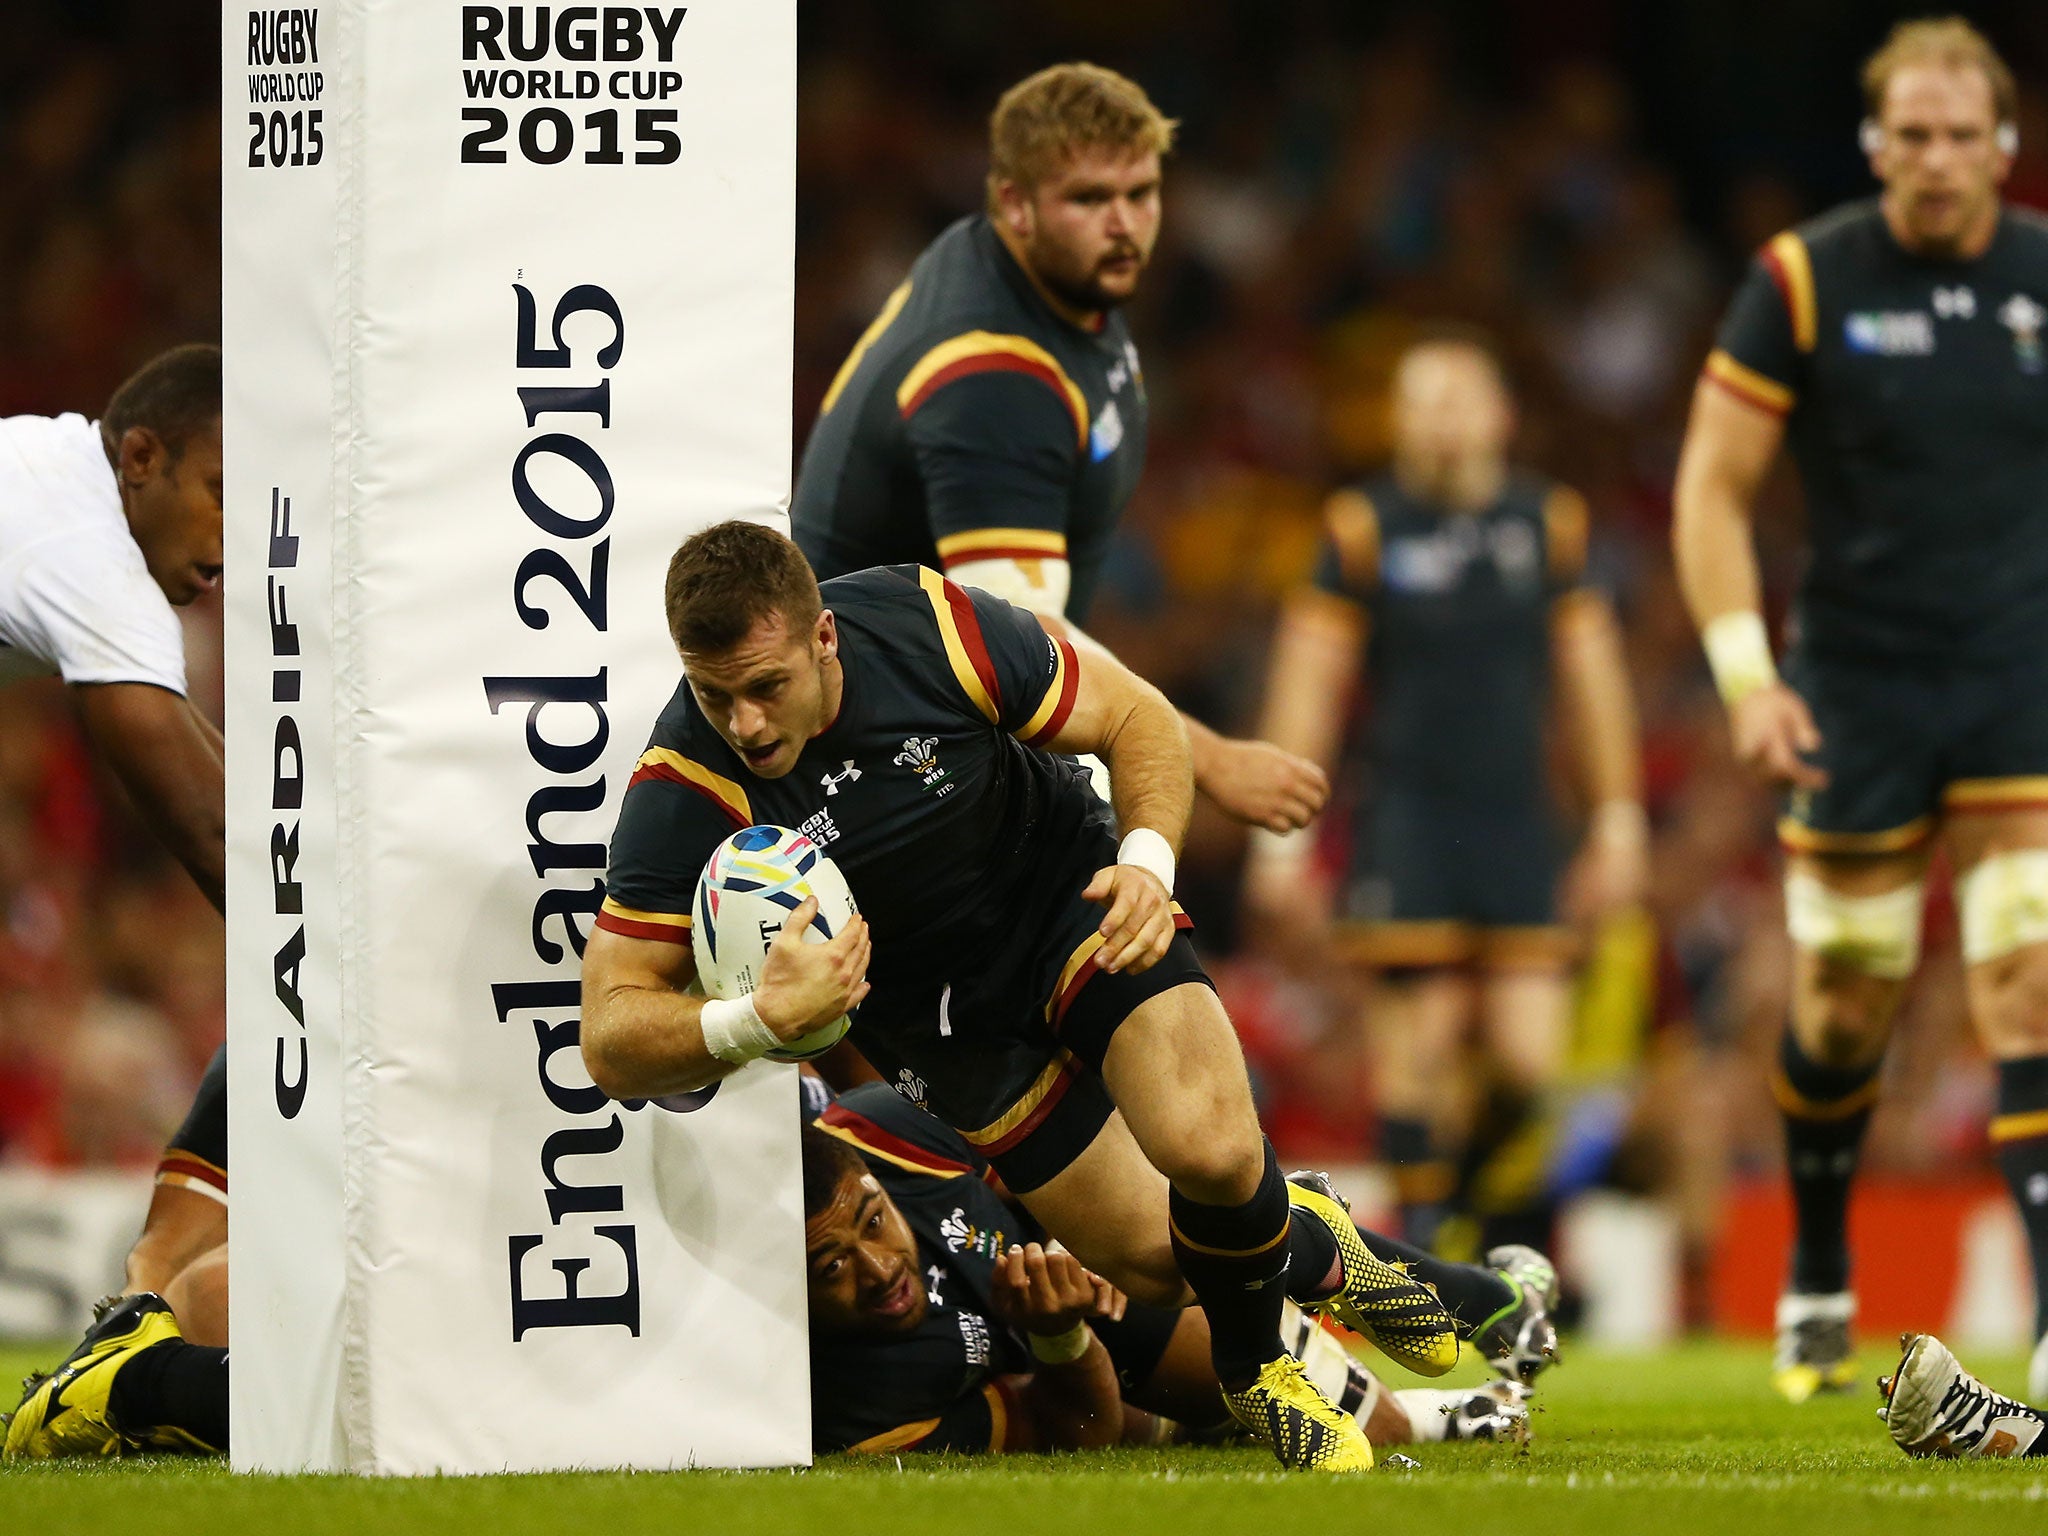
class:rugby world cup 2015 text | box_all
[460,7,687,168]
[267,491,312,1120]
[245,8,325,168]
[486,281,648,1341]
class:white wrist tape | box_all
[1027,1323,1093,1365]
[1702,610,1778,706]
[1117,827,1176,893]
[700,994,780,1064]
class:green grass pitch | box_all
[4,1339,2042,1533]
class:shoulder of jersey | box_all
[2003,203,2048,246]
[1788,197,1885,262]
[821,562,927,609]
[899,217,1035,335]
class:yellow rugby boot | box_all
[1287,1170,1459,1377]
[1772,1291,1859,1403]
[1223,1354,1375,1471]
[3,1294,186,1460]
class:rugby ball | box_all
[692,825,858,1063]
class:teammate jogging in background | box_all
[3,345,232,1460]
[792,62,1327,835]
[1673,16,2048,1403]
[1248,334,1646,1255]
[581,523,1556,1472]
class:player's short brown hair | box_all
[1862,16,2016,125]
[103,344,222,464]
[663,520,823,657]
[985,62,1178,212]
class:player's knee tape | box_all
[1956,850,2048,965]
[1784,871,1924,978]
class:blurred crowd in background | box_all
[5,0,2047,1317]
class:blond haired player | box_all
[1674,17,2048,1401]
[792,62,1327,834]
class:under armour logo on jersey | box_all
[1933,285,1976,319]
[820,760,861,795]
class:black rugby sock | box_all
[1381,1113,1454,1251]
[1776,1029,1880,1296]
[1992,1055,2048,1339]
[1168,1141,1291,1391]
[108,1340,229,1453]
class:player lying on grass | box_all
[1,1074,1535,1464]
[805,1081,1535,1457]
[1879,1332,2048,1459]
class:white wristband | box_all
[1027,1323,1093,1364]
[1117,827,1176,893]
[700,994,780,1064]
[1701,610,1778,707]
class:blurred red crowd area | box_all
[0,7,2038,1316]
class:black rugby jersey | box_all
[1310,471,1590,804]
[1709,199,2048,662]
[791,216,1148,625]
[595,566,1109,981]
[808,1084,1029,1454]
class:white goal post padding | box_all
[222,0,803,1473]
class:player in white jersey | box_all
[3,346,237,1461]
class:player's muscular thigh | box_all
[1787,849,1927,1066]
[1016,1114,1186,1307]
[1948,809,2048,1056]
[1101,984,1265,1203]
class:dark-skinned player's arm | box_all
[579,900,871,1100]
[1036,641,1191,976]
[987,1242,1126,1451]
[72,682,226,914]
[1673,367,1825,791]
[1550,589,1649,919]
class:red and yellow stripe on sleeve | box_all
[628,746,752,827]
[1760,231,1818,353]
[896,330,1090,452]
[917,566,1004,723]
[1014,635,1079,748]
[1702,348,1796,416]
[1324,489,1380,590]
[933,526,1069,570]
[1543,485,1591,585]
[595,897,691,944]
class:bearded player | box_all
[1674,17,2048,1402]
[792,62,1326,835]
[580,523,1566,1471]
